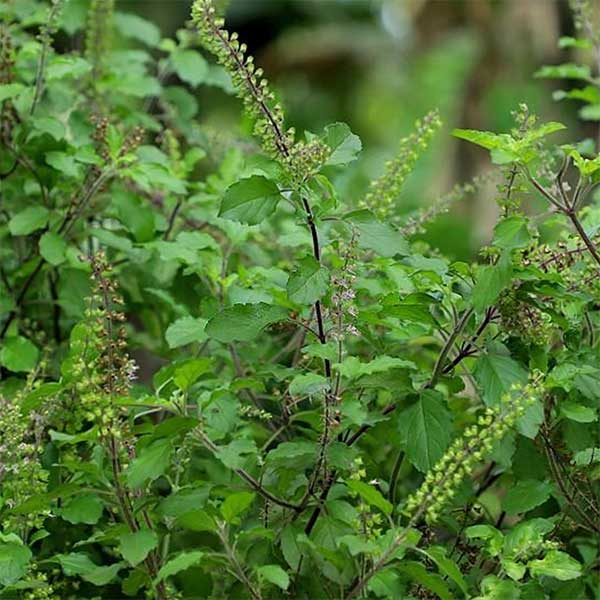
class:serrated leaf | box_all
[474,344,528,407]
[472,253,513,311]
[287,256,329,304]
[206,303,287,343]
[323,122,362,166]
[289,373,329,396]
[504,480,552,515]
[219,175,283,225]
[401,391,452,473]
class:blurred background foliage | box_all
[69,0,593,259]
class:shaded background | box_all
[119,0,589,259]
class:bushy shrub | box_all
[0,0,599,598]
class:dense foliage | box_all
[0,0,599,598]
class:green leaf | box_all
[214,439,257,469]
[287,256,329,304]
[30,116,66,141]
[472,253,513,311]
[9,206,49,236]
[39,232,67,266]
[126,439,172,489]
[401,391,452,473]
[452,128,511,151]
[56,553,123,586]
[474,344,527,406]
[155,551,204,583]
[528,550,582,581]
[335,356,416,379]
[165,316,208,348]
[60,494,104,525]
[221,491,256,524]
[47,56,91,80]
[171,49,208,87]
[118,530,158,566]
[206,303,288,343]
[173,358,212,391]
[114,11,161,46]
[257,564,290,590]
[323,122,362,166]
[288,373,329,396]
[572,447,600,466]
[45,151,80,178]
[504,480,552,515]
[493,217,531,250]
[219,175,283,225]
[158,486,211,518]
[534,63,592,81]
[561,401,597,423]
[0,538,32,586]
[347,210,409,258]
[347,480,392,515]
[0,336,39,372]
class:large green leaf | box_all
[474,343,528,406]
[219,175,283,225]
[206,303,288,342]
[287,256,329,304]
[401,391,453,473]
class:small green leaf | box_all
[39,232,67,266]
[60,494,104,525]
[323,122,362,166]
[534,63,592,81]
[118,530,158,566]
[472,253,513,311]
[126,439,172,489]
[219,175,283,225]
[561,401,597,423]
[347,480,392,515]
[155,551,204,583]
[114,11,161,46]
[528,550,582,581]
[493,217,531,250]
[220,491,255,524]
[9,206,49,236]
[0,336,39,372]
[287,256,329,304]
[171,49,208,87]
[504,480,552,515]
[165,317,208,348]
[45,151,80,177]
[257,564,290,590]
[289,373,329,396]
[206,303,288,343]
[347,210,409,258]
[0,538,32,586]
